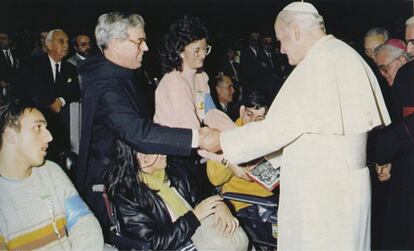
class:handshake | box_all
[198,127,222,153]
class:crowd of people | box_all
[0,1,414,250]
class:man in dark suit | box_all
[222,47,240,85]
[257,37,284,100]
[239,32,263,97]
[75,12,217,233]
[19,29,80,160]
[0,30,19,104]
[211,74,238,121]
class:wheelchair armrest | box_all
[222,192,278,207]
[93,185,151,250]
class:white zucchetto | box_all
[282,1,319,14]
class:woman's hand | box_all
[213,203,239,238]
[193,195,223,221]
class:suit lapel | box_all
[41,56,55,85]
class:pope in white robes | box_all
[216,2,390,250]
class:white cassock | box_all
[220,35,390,250]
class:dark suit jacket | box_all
[19,55,80,106]
[16,55,80,158]
[239,46,263,88]
[260,50,279,75]
[0,50,19,84]
[75,54,193,227]
[222,60,240,84]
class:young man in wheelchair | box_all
[206,90,278,247]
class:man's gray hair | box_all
[364,27,390,41]
[406,16,414,26]
[374,44,412,62]
[45,29,64,45]
[277,10,325,33]
[95,12,145,50]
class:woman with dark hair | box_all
[104,141,248,250]
[155,15,214,128]
[154,16,233,201]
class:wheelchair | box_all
[223,192,279,250]
[56,151,149,250]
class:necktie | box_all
[267,53,274,70]
[4,51,11,67]
[55,63,60,82]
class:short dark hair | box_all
[0,100,36,149]
[159,15,209,73]
[242,90,270,112]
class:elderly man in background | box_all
[372,37,414,250]
[405,16,414,57]
[75,12,216,234]
[17,29,80,161]
[374,39,412,120]
[211,74,237,120]
[364,27,390,61]
[203,2,390,250]
[363,27,392,114]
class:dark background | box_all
[1,0,412,78]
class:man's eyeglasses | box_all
[128,38,147,49]
[378,56,400,73]
[405,39,414,46]
[192,45,212,56]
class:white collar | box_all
[76,53,86,60]
[48,55,61,66]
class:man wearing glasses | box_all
[371,38,414,250]
[374,39,413,121]
[374,39,411,88]
[75,12,217,235]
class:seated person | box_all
[210,74,238,121]
[0,101,103,250]
[207,90,277,242]
[104,140,249,251]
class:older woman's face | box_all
[181,38,209,70]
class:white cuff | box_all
[191,129,199,148]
